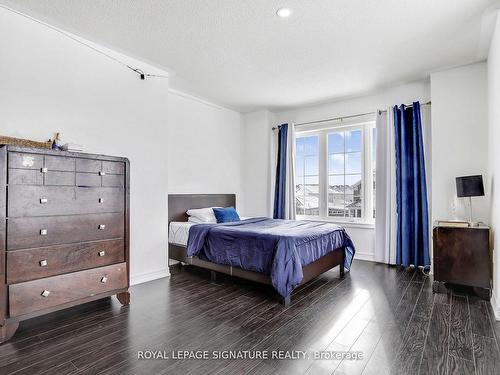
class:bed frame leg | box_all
[282,295,291,307]
[210,270,217,282]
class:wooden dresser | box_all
[433,223,491,298]
[0,146,130,343]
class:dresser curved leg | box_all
[0,321,19,344]
[116,291,130,305]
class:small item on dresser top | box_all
[436,220,469,228]
[61,143,83,152]
[51,132,62,150]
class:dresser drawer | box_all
[45,155,75,171]
[8,169,43,185]
[102,161,125,175]
[10,170,78,186]
[7,213,124,250]
[8,186,124,217]
[76,158,101,173]
[102,174,124,187]
[8,152,44,170]
[76,173,125,188]
[44,171,75,186]
[9,263,127,317]
[76,173,101,187]
[7,239,125,284]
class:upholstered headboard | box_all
[168,194,236,223]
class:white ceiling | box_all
[2,0,499,112]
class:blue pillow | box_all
[213,207,240,223]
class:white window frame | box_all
[295,120,376,225]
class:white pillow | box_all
[188,216,205,223]
[186,207,217,223]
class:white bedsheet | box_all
[168,221,196,246]
[168,217,251,246]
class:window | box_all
[295,136,319,216]
[328,129,363,219]
[295,121,376,223]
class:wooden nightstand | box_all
[432,222,491,299]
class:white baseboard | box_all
[354,251,375,262]
[491,289,500,321]
[130,268,170,286]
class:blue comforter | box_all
[186,218,355,298]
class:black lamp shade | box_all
[456,175,484,198]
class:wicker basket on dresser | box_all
[0,145,130,343]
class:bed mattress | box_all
[168,217,250,246]
[168,221,195,246]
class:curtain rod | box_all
[272,101,431,130]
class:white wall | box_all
[273,81,430,125]
[430,63,489,224]
[241,110,273,217]
[167,90,244,209]
[488,12,500,319]
[265,81,431,261]
[0,7,170,284]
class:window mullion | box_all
[362,126,368,222]
[319,130,328,218]
[343,131,347,218]
[364,124,373,223]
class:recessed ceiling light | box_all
[276,8,292,18]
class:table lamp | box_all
[456,175,484,227]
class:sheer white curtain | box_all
[374,109,397,264]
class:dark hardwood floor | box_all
[1,260,499,375]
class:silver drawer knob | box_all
[40,229,48,236]
[99,171,106,176]
[40,198,48,204]
[41,290,50,297]
[98,198,104,203]
[101,276,108,283]
[39,259,48,267]
[41,167,48,173]
[98,250,106,257]
[98,224,106,230]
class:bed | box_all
[168,194,355,306]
